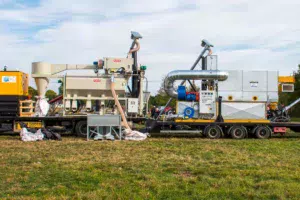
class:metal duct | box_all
[164,70,229,98]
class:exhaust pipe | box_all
[164,70,229,98]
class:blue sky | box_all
[0,0,300,94]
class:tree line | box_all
[28,86,58,101]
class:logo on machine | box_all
[113,59,122,63]
[2,76,16,83]
[250,81,258,87]
[93,79,101,83]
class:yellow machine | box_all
[0,70,29,116]
[0,71,28,96]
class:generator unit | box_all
[0,71,29,116]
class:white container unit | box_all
[222,102,266,120]
[218,70,278,103]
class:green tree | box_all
[45,90,57,100]
[28,86,38,100]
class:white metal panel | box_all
[65,76,127,97]
[127,98,139,113]
[218,70,243,91]
[218,91,243,101]
[242,71,267,92]
[267,92,279,102]
[104,57,133,72]
[66,77,126,90]
[218,70,279,103]
[267,71,278,92]
[222,102,266,119]
[242,92,267,102]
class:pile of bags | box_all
[19,122,61,142]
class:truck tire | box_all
[204,125,222,139]
[75,121,87,137]
[255,126,271,139]
[230,126,247,139]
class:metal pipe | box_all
[164,70,228,98]
[283,97,300,112]
[128,39,140,54]
[187,80,197,92]
[111,75,131,130]
[156,44,211,119]
[139,71,145,115]
[130,39,140,98]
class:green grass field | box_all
[1,134,300,200]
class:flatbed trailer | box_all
[0,116,146,137]
[145,119,300,139]
[1,116,300,139]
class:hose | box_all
[127,40,140,57]
[110,75,131,130]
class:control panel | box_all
[199,91,216,115]
[127,98,139,113]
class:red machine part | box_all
[48,95,63,104]
[273,127,287,135]
[186,92,200,101]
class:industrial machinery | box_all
[0,70,29,116]
[0,32,149,136]
[31,31,148,118]
[145,40,300,139]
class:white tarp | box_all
[20,128,44,142]
[123,129,148,141]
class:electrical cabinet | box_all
[199,91,216,115]
[0,71,28,96]
[127,98,139,113]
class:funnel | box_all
[35,78,49,97]
[32,62,52,97]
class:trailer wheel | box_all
[75,121,87,137]
[255,126,271,139]
[204,125,222,139]
[230,126,247,139]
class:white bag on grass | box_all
[20,128,44,142]
[123,129,148,141]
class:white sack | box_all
[35,98,50,117]
[20,128,44,142]
[123,129,148,141]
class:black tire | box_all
[204,125,223,139]
[75,121,87,137]
[255,126,271,139]
[230,126,247,139]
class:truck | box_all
[1,35,300,139]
